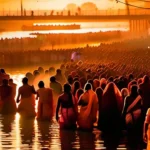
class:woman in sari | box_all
[17,77,36,117]
[122,85,143,149]
[0,79,16,114]
[36,81,53,120]
[56,83,77,130]
[77,83,98,131]
[98,82,123,132]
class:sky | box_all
[0,0,144,11]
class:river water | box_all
[0,22,129,39]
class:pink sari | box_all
[59,96,77,129]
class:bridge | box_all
[0,15,149,36]
[0,15,150,21]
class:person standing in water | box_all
[36,81,53,120]
[0,79,16,114]
[17,77,36,117]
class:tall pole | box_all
[125,0,131,33]
[21,0,23,16]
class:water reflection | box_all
[0,73,129,150]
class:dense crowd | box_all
[0,31,127,52]
[0,36,150,149]
[0,36,150,70]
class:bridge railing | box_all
[0,9,150,16]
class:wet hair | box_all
[84,83,92,91]
[50,76,56,82]
[22,77,28,84]
[38,81,44,88]
[3,79,8,85]
[64,83,73,105]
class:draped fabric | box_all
[99,82,123,132]
[78,90,98,130]
[18,95,36,117]
[37,88,53,120]
[59,96,77,129]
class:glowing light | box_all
[15,113,21,149]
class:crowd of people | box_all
[0,56,150,149]
[0,35,150,149]
[0,36,149,69]
[0,31,127,52]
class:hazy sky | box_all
[0,0,144,11]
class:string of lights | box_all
[116,0,150,9]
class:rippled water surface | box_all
[0,73,130,150]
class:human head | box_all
[130,85,138,97]
[64,83,71,93]
[49,67,55,73]
[121,88,129,98]
[38,81,44,88]
[67,75,73,85]
[1,69,5,74]
[96,87,103,100]
[56,69,61,75]
[45,70,49,75]
[22,77,28,84]
[9,78,13,84]
[143,75,149,84]
[50,76,56,82]
[38,67,44,74]
[3,79,8,85]
[84,83,92,91]
[33,70,40,77]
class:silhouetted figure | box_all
[122,85,143,149]
[17,77,36,117]
[0,79,16,114]
[99,82,123,133]
[56,83,77,129]
[36,81,53,120]
[78,83,98,131]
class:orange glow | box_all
[0,0,137,11]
